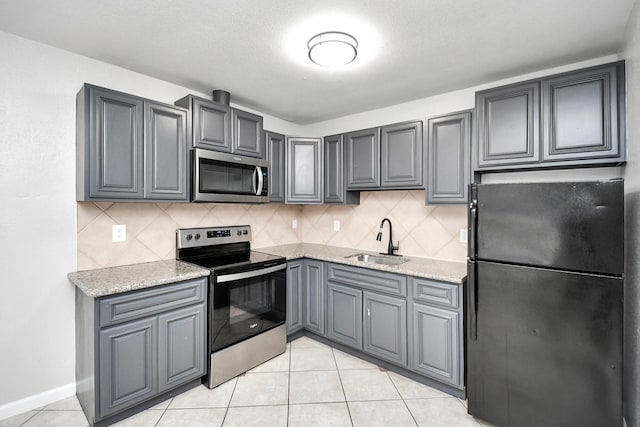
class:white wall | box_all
[0,27,632,421]
[0,30,300,419]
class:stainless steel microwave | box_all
[193,148,269,203]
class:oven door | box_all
[211,262,286,352]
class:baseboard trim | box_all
[0,383,76,421]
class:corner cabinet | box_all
[303,260,325,335]
[266,131,286,203]
[76,84,188,202]
[286,260,304,334]
[286,137,323,204]
[324,134,360,204]
[427,111,471,204]
[76,278,207,425]
[175,95,264,159]
[474,61,626,171]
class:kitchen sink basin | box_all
[345,253,409,266]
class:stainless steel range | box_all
[176,225,287,388]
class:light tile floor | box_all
[0,336,491,427]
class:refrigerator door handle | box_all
[469,203,477,258]
[468,261,478,341]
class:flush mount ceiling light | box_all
[307,31,358,67]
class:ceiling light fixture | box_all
[307,31,358,67]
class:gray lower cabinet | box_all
[77,84,188,202]
[324,134,360,204]
[363,291,407,366]
[286,137,323,204]
[474,60,626,171]
[408,277,463,389]
[326,282,363,349]
[266,131,286,203]
[76,278,207,424]
[303,260,325,335]
[286,260,304,334]
[427,111,471,204]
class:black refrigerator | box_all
[466,180,623,427]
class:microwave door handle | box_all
[252,167,258,194]
[216,263,286,283]
[256,166,264,195]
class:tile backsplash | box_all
[77,190,466,271]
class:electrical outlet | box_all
[459,228,468,243]
[333,220,341,231]
[112,224,126,242]
[292,219,298,229]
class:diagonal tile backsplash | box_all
[76,190,466,271]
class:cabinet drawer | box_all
[410,278,459,309]
[327,263,406,297]
[100,278,207,327]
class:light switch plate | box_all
[292,219,298,229]
[112,224,126,242]
[333,220,341,231]
[459,228,468,243]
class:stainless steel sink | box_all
[345,253,409,266]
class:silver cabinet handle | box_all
[216,263,286,283]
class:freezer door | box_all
[474,180,623,275]
[467,261,622,427]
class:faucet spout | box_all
[377,218,400,256]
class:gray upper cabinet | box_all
[80,85,144,199]
[345,128,380,189]
[303,260,325,335]
[77,84,188,202]
[475,81,540,169]
[474,61,626,171]
[175,95,265,159]
[542,62,623,162]
[326,282,363,349]
[324,134,360,204]
[380,121,423,188]
[231,108,264,158]
[286,260,304,334]
[427,111,471,204]
[363,291,407,366]
[144,102,188,200]
[266,131,286,203]
[286,137,323,204]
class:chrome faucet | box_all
[376,218,399,256]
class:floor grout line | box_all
[331,347,355,427]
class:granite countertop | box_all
[256,243,467,284]
[69,260,211,298]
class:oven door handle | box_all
[216,263,287,283]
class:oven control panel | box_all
[177,225,251,249]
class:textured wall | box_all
[77,190,467,270]
[624,2,640,426]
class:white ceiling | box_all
[0,0,635,124]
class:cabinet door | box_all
[345,128,380,189]
[363,292,407,366]
[286,137,323,204]
[158,303,206,393]
[286,261,304,334]
[144,102,188,200]
[99,317,157,417]
[266,131,286,203]
[410,303,460,387]
[193,98,231,151]
[380,121,423,188]
[427,111,471,204]
[89,87,144,199]
[542,63,622,162]
[232,108,264,158]
[327,282,362,349]
[303,260,325,335]
[475,81,540,169]
[324,134,345,203]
